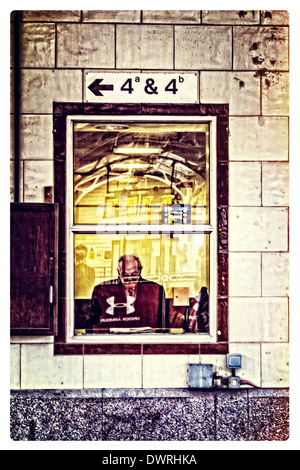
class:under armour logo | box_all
[106,296,135,316]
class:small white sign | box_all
[85,72,198,104]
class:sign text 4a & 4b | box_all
[85,72,198,104]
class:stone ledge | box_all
[10,388,289,441]
[10,387,289,398]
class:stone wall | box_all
[10,388,289,441]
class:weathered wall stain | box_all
[234,76,245,88]
[263,11,273,20]
[254,68,269,78]
[249,42,261,51]
[252,56,265,65]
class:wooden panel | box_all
[143,343,200,355]
[10,203,58,335]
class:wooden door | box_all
[10,203,58,335]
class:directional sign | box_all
[88,79,114,96]
[84,72,198,104]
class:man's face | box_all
[118,259,141,289]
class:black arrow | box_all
[88,79,114,96]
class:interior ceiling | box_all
[73,122,209,200]
[74,123,208,172]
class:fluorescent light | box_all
[112,163,150,169]
[113,147,162,155]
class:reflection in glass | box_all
[73,122,210,225]
[74,233,209,335]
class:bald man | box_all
[90,254,166,331]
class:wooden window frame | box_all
[53,103,229,355]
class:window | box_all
[66,116,217,343]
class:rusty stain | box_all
[252,56,265,65]
[263,72,281,89]
[264,11,273,20]
[238,11,248,18]
[28,76,43,89]
[253,68,268,78]
[234,77,245,88]
[249,42,261,51]
[266,28,287,43]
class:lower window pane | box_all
[74,232,210,335]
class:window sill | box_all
[54,338,228,356]
[68,331,216,344]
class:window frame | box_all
[53,103,229,356]
[68,115,216,343]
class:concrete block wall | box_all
[10,10,289,392]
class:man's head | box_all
[75,244,88,263]
[117,254,142,289]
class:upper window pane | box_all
[73,122,210,225]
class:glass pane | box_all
[74,232,210,335]
[73,122,210,225]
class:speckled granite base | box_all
[10,389,289,441]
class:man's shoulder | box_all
[139,278,163,289]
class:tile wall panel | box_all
[233,26,289,71]
[229,207,288,252]
[23,160,53,202]
[229,162,261,206]
[116,25,173,69]
[82,10,141,23]
[262,253,289,297]
[200,71,260,115]
[10,344,21,390]
[143,355,200,389]
[143,10,201,24]
[261,11,289,25]
[229,297,289,343]
[202,10,260,24]
[229,253,262,297]
[262,162,289,206]
[20,344,83,389]
[175,26,232,69]
[261,343,289,388]
[19,115,53,160]
[262,72,289,115]
[84,355,142,389]
[21,10,81,22]
[229,117,289,161]
[20,23,55,68]
[57,24,115,68]
[19,69,83,114]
